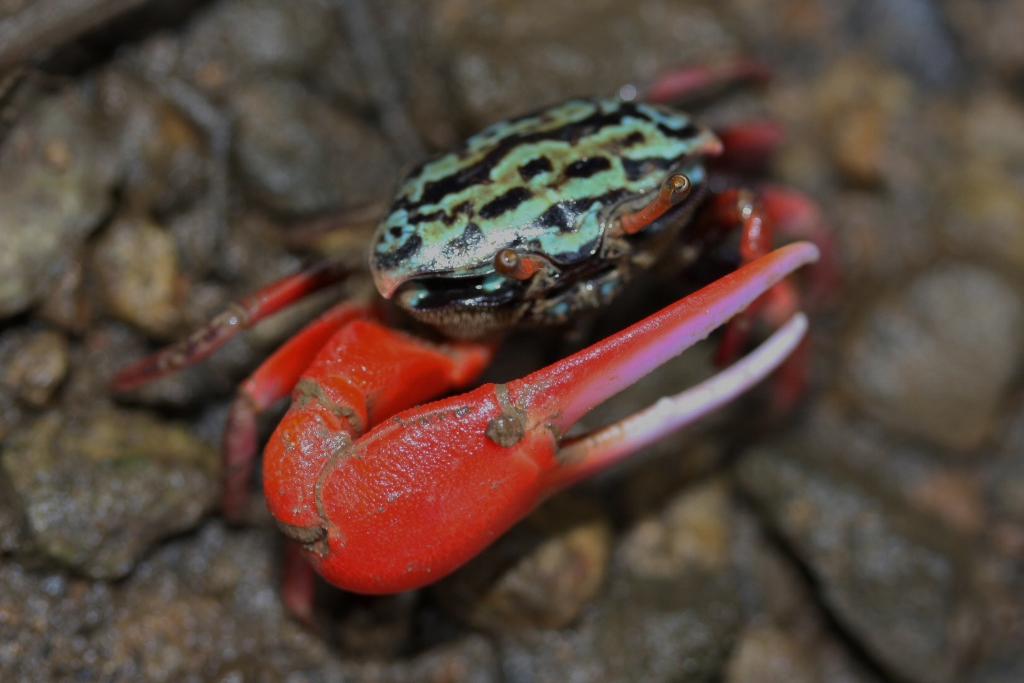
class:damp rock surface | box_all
[0,521,502,682]
[737,444,978,683]
[842,261,1024,451]
[0,89,118,319]
[2,0,1024,680]
[231,76,398,216]
[434,495,612,632]
[0,409,219,578]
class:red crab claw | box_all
[278,242,819,594]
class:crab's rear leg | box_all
[700,188,815,413]
[111,259,352,391]
[638,57,772,103]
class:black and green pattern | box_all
[373,98,718,291]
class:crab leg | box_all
[759,183,840,308]
[295,242,818,594]
[711,120,786,173]
[111,259,351,391]
[639,57,772,103]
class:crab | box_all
[112,61,828,616]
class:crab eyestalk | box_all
[615,173,692,236]
[494,249,544,280]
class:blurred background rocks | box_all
[1,0,1024,681]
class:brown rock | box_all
[436,0,740,128]
[434,494,611,631]
[230,77,398,216]
[815,57,915,187]
[1,409,219,578]
[2,329,69,407]
[96,68,207,214]
[946,0,1024,78]
[943,162,1024,273]
[38,256,91,334]
[93,217,182,339]
[617,479,732,578]
[724,625,816,683]
[0,89,118,319]
[843,262,1024,451]
[738,445,980,683]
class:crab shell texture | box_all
[371,98,723,339]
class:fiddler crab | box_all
[113,60,830,620]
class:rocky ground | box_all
[1,0,1023,681]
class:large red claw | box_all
[301,242,818,594]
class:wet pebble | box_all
[943,165,1024,273]
[941,90,1024,272]
[617,479,732,578]
[0,409,219,579]
[0,89,118,319]
[737,444,978,683]
[93,217,183,339]
[946,0,1024,79]
[988,403,1024,555]
[728,509,882,683]
[1,329,69,408]
[38,255,91,335]
[813,57,921,189]
[178,0,337,92]
[96,68,207,214]
[800,404,987,537]
[0,521,501,682]
[843,261,1024,451]
[434,494,611,632]
[724,625,816,683]
[497,481,743,682]
[831,190,938,286]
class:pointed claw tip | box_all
[783,240,820,265]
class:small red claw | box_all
[294,242,819,595]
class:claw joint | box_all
[486,384,527,447]
[485,413,525,447]
[276,520,329,557]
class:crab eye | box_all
[493,249,540,281]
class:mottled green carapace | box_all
[371,98,722,338]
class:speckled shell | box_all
[371,98,721,297]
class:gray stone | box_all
[1,409,219,578]
[737,446,978,683]
[498,482,743,683]
[434,494,612,632]
[178,0,336,89]
[0,329,69,408]
[0,89,118,318]
[231,76,398,216]
[0,521,501,682]
[843,261,1024,451]
[437,0,740,128]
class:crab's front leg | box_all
[277,242,818,595]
